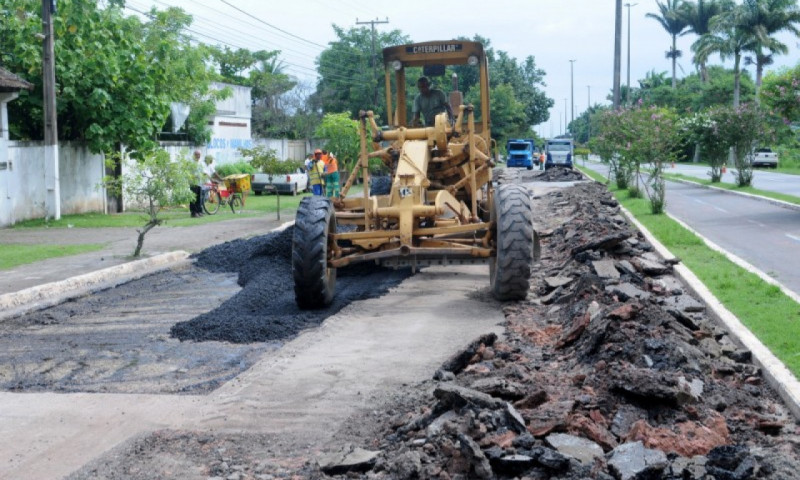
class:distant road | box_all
[663,163,800,198]
[581,160,800,297]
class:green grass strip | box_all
[0,243,105,270]
[13,186,366,229]
[578,166,800,376]
[662,172,800,206]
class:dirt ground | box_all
[5,169,800,479]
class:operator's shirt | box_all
[413,88,448,126]
[321,154,338,173]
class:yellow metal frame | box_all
[333,40,495,269]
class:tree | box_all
[680,0,730,82]
[1,0,220,154]
[647,0,690,89]
[210,46,298,139]
[693,3,759,107]
[314,25,410,122]
[739,0,800,98]
[314,113,360,172]
[713,103,775,186]
[103,150,197,257]
[760,63,800,123]
[239,145,301,174]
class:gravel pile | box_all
[313,181,800,479]
[537,167,586,182]
[171,226,412,344]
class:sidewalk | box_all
[0,213,293,296]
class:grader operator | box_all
[292,40,540,309]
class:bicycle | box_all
[203,182,244,215]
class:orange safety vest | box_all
[321,154,338,174]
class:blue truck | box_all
[505,138,537,170]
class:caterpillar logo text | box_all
[405,44,462,54]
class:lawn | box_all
[13,186,364,229]
[577,165,800,376]
[0,243,106,270]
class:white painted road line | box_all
[786,233,800,244]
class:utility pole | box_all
[613,0,622,110]
[42,0,60,220]
[569,59,576,133]
[587,85,591,141]
[564,98,567,135]
[625,3,638,106]
[356,17,389,109]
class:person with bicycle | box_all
[203,154,223,185]
[190,150,205,218]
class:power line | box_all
[123,3,370,87]
[129,0,372,81]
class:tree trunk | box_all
[671,35,677,89]
[733,53,741,108]
[755,62,763,104]
[613,0,622,109]
[700,62,708,83]
[133,220,158,257]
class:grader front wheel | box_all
[293,196,337,309]
[490,184,536,301]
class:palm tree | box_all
[693,4,759,107]
[647,0,689,88]
[680,0,731,82]
[739,0,800,97]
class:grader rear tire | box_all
[490,184,536,301]
[293,196,337,309]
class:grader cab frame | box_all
[293,40,538,309]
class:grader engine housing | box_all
[292,40,539,309]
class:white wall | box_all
[252,139,310,162]
[206,82,253,165]
[0,141,105,227]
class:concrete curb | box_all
[0,251,191,322]
[666,176,800,213]
[618,205,800,421]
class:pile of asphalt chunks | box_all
[314,182,800,480]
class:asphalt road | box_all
[581,160,800,296]
[664,162,800,198]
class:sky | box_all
[125,0,800,137]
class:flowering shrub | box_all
[713,104,774,187]
[593,106,678,213]
[679,110,729,182]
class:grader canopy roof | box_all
[382,41,486,67]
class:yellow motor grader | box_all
[293,40,539,308]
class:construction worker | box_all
[308,149,326,196]
[321,150,340,198]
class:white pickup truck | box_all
[751,148,779,168]
[250,168,309,196]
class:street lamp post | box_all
[624,2,638,106]
[564,98,567,135]
[587,85,591,141]
[569,59,576,134]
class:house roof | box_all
[0,66,34,92]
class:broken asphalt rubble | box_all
[316,180,800,479]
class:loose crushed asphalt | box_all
[171,225,413,343]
